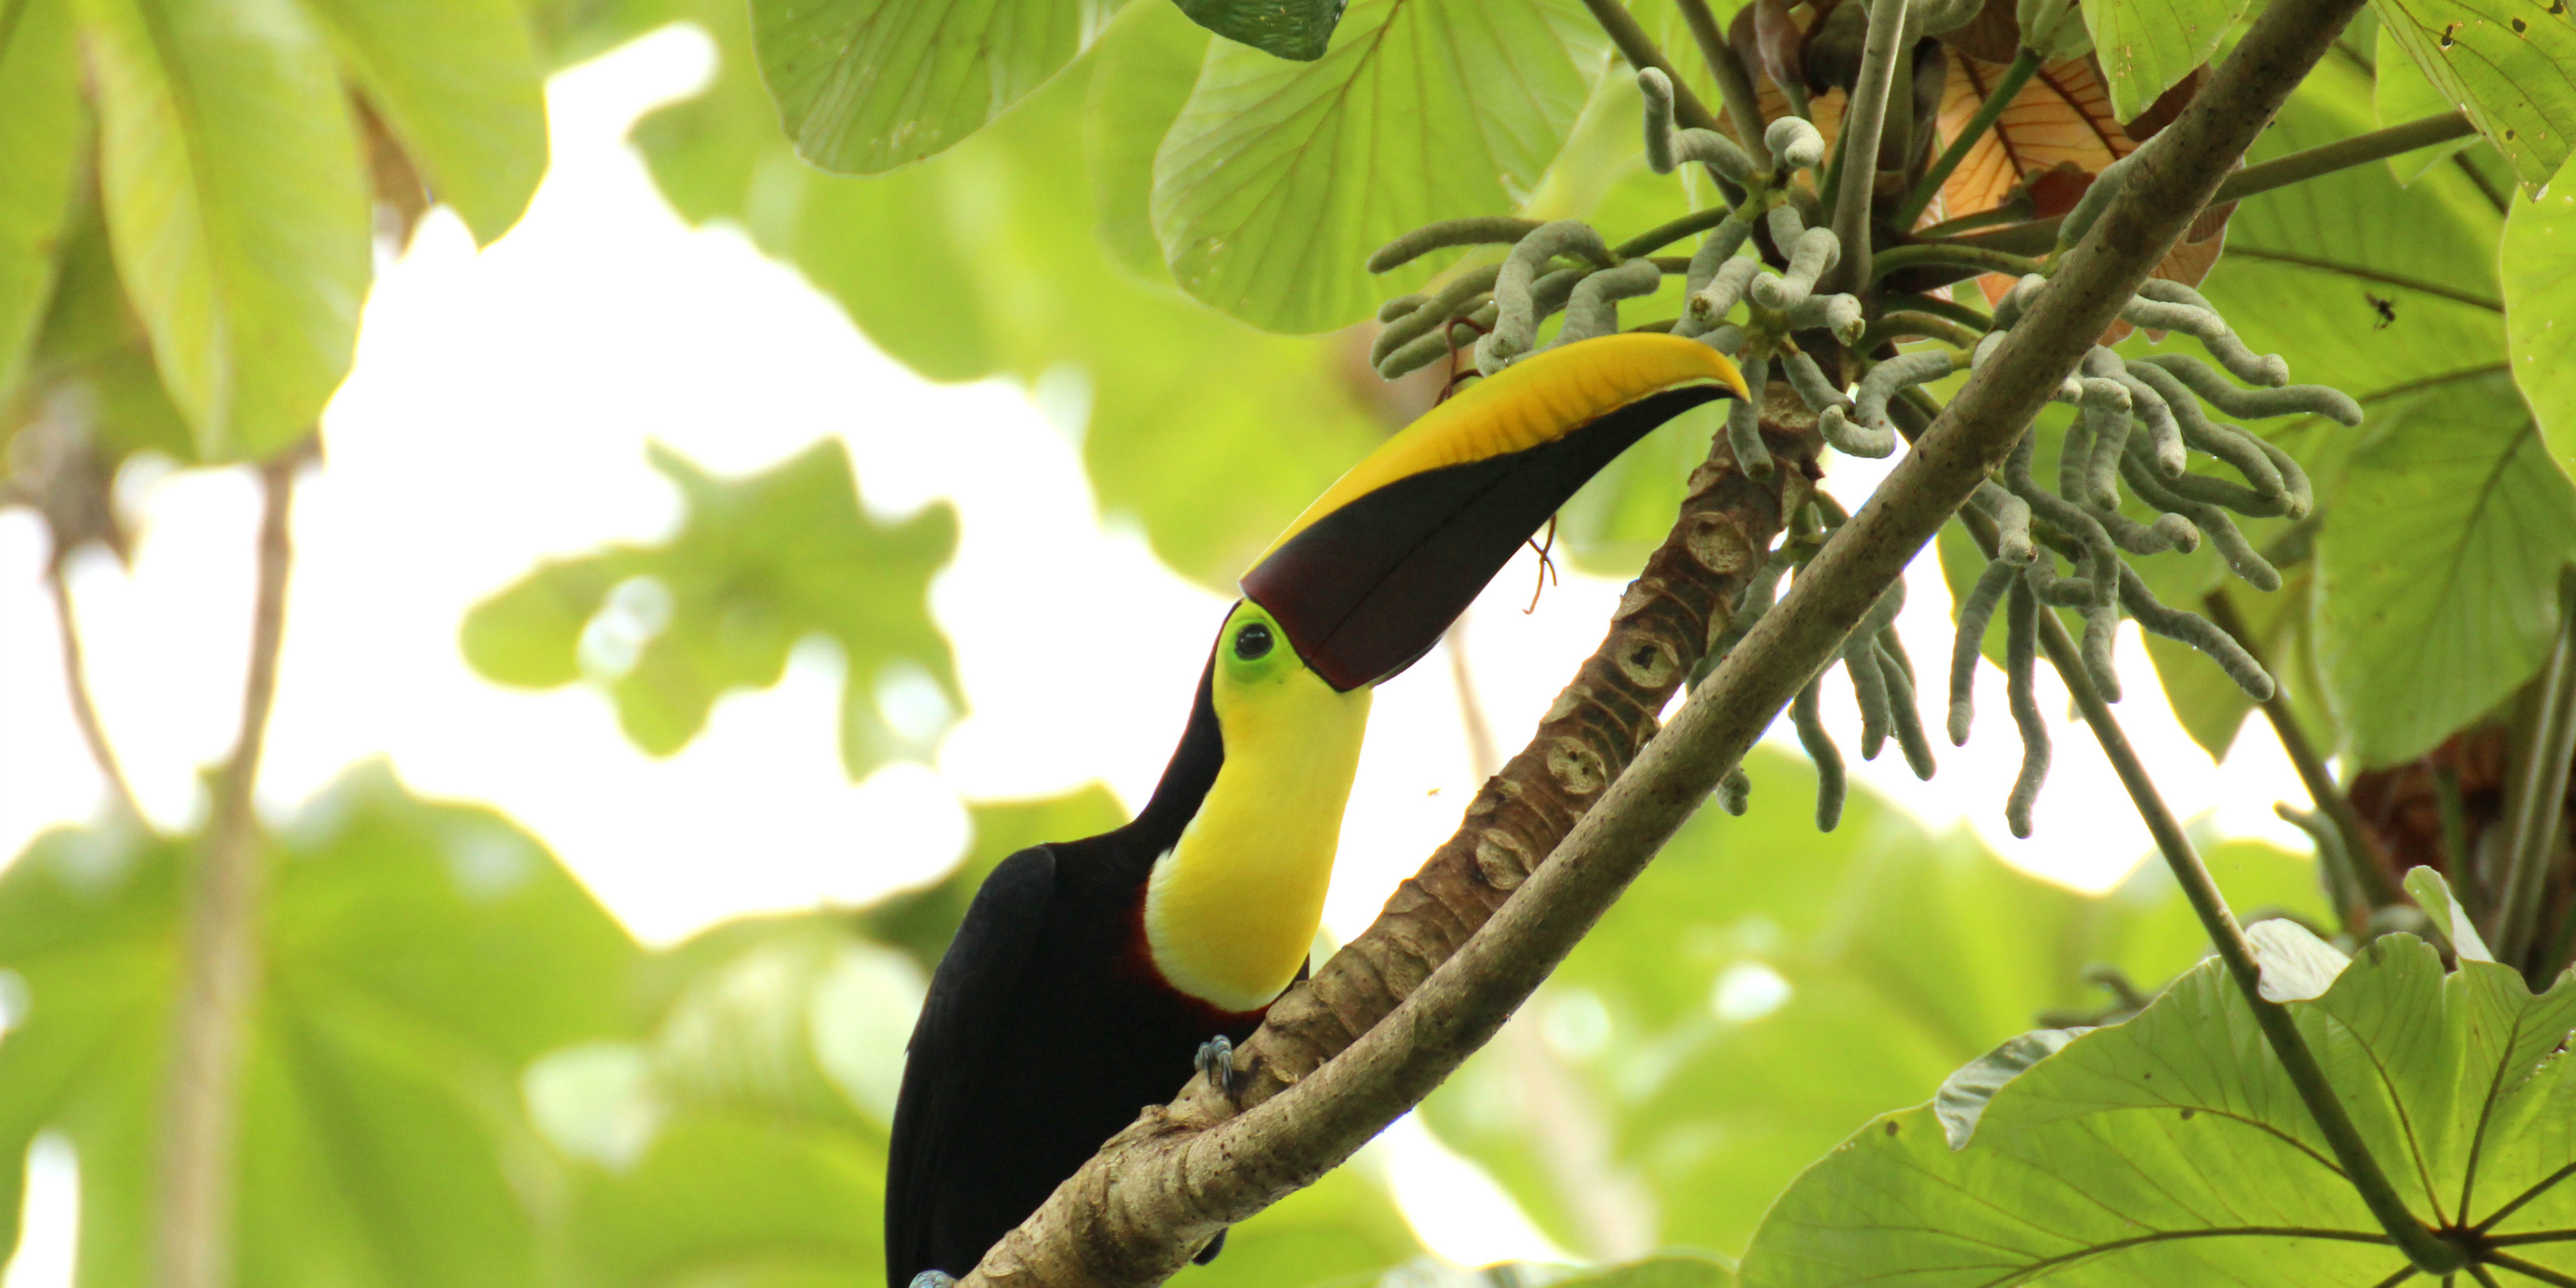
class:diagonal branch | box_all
[958,0,2369,1276]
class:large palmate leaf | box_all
[2504,152,2576,472]
[2316,372,2576,768]
[462,439,961,778]
[750,0,1120,175]
[2372,0,2576,191]
[535,898,1420,1287]
[1736,931,2576,1285]
[298,0,549,244]
[0,765,639,1285]
[1151,0,1607,332]
[1421,744,2330,1259]
[2376,23,2479,184]
[2079,0,2244,123]
[0,0,83,407]
[632,1,1392,589]
[75,0,373,460]
[2189,52,2503,399]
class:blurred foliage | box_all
[0,764,638,1287]
[1419,744,2329,1259]
[460,439,963,779]
[1736,926,2576,1285]
[0,0,550,471]
[7,0,2576,1283]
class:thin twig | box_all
[1578,0,1748,204]
[2203,591,2403,921]
[2494,571,2576,971]
[1672,0,1770,155]
[154,445,306,1288]
[1899,48,2042,228]
[1949,110,2481,256]
[44,562,146,825]
[1823,0,1911,294]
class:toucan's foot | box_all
[1192,1228,1229,1265]
[1195,1036,1238,1096]
[909,1273,957,1288]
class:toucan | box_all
[884,334,1749,1287]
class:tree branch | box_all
[153,445,306,1288]
[956,0,2366,1276]
[44,561,146,826]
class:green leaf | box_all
[750,0,1120,175]
[856,786,1130,974]
[2315,371,2576,766]
[1737,934,2576,1286]
[1088,0,1211,281]
[2403,864,2494,960]
[2372,0,2576,191]
[0,0,84,406]
[1173,0,1347,61]
[0,764,639,1288]
[299,0,549,244]
[1419,745,2331,1258]
[2504,150,2576,472]
[1151,0,1607,332]
[75,0,373,460]
[1553,1255,1736,1288]
[2375,23,2479,184]
[2078,0,2244,123]
[461,439,962,778]
[633,20,1392,589]
[2199,52,2506,404]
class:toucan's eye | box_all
[1233,621,1274,661]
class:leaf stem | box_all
[1579,0,1749,205]
[44,561,146,826]
[155,445,306,1288]
[1898,48,2041,229]
[1859,310,1982,349]
[1672,0,1771,158]
[1950,505,2466,1276]
[1614,205,1736,258]
[2203,591,2404,918]
[1947,109,2481,256]
[2493,571,2576,972]
[1870,242,2045,282]
[1823,0,1910,294]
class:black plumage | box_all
[884,659,1251,1286]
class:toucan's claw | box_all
[909,1272,958,1288]
[1195,1036,1238,1097]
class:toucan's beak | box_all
[1242,334,1750,692]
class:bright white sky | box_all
[0,24,2316,1283]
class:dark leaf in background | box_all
[461,439,963,779]
[1173,0,1349,61]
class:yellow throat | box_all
[1144,602,1372,1014]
